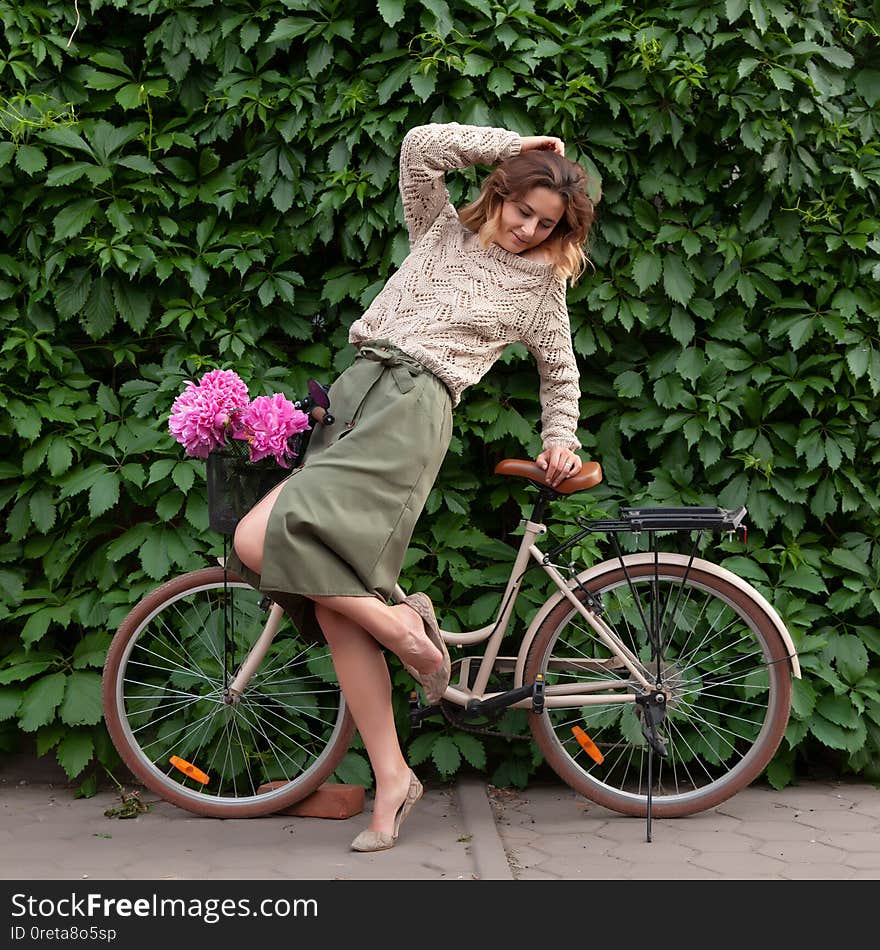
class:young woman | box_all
[229,122,597,851]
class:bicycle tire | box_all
[524,558,792,817]
[102,567,355,818]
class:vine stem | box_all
[67,0,81,48]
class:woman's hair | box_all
[459,150,599,285]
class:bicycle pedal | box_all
[409,690,434,727]
[532,673,545,714]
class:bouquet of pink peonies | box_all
[169,368,311,468]
[169,369,312,533]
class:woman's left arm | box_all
[523,282,583,488]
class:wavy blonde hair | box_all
[458,149,599,285]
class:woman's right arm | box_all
[399,122,521,246]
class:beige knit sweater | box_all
[348,122,581,452]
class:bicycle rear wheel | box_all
[103,567,354,818]
[524,559,792,817]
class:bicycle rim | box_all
[525,561,792,817]
[103,568,354,818]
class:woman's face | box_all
[495,186,565,255]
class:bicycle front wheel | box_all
[524,559,792,817]
[103,567,355,818]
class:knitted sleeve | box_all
[399,122,521,247]
[522,281,583,453]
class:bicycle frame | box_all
[391,515,656,711]
[226,503,800,705]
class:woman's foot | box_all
[389,601,444,675]
[351,768,423,852]
[401,592,451,704]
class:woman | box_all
[229,122,597,851]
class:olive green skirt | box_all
[226,340,453,643]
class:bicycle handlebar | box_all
[309,405,334,426]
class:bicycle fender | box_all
[514,552,801,686]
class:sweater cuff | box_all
[502,134,522,163]
[542,435,582,452]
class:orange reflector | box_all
[169,755,210,785]
[571,726,604,764]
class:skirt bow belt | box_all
[355,340,424,394]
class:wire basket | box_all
[206,451,288,535]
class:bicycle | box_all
[102,412,801,827]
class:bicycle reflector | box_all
[571,726,604,764]
[169,755,210,785]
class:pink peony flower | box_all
[169,369,249,458]
[232,393,310,467]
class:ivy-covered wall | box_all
[0,0,878,792]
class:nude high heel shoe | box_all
[401,591,451,705]
[350,770,424,852]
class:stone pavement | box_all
[1,759,879,881]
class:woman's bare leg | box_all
[232,480,287,574]
[233,490,442,675]
[314,603,414,836]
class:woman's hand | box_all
[520,135,565,157]
[536,446,582,488]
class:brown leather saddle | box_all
[494,459,603,495]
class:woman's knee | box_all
[233,513,263,573]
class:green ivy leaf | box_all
[0,687,24,720]
[56,728,95,779]
[453,733,487,770]
[832,634,869,684]
[430,734,461,777]
[632,251,662,292]
[89,470,121,517]
[72,632,112,670]
[18,672,67,732]
[59,671,103,726]
[663,254,694,306]
[377,0,406,27]
[53,199,100,242]
[15,145,47,175]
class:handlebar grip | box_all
[310,406,334,426]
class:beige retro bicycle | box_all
[102,451,801,826]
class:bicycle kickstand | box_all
[636,691,668,844]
